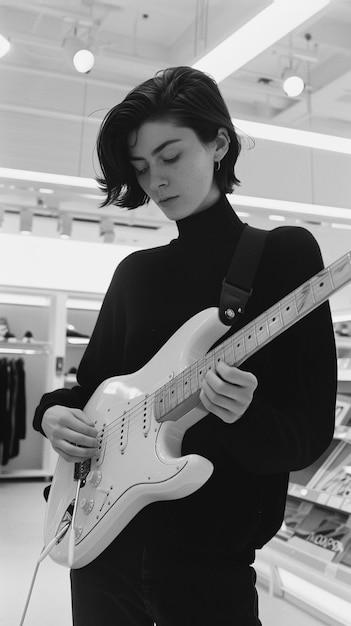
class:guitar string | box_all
[88,271,338,461]
[91,268,341,453]
[85,256,349,459]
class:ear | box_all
[214,127,230,164]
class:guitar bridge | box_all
[74,459,91,484]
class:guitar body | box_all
[45,308,228,569]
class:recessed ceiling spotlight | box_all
[63,36,95,74]
[282,69,305,97]
[0,34,10,58]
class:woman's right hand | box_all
[42,405,99,463]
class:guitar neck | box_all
[155,250,351,421]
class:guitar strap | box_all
[219,224,269,326]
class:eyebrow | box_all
[129,139,181,161]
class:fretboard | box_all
[154,250,351,421]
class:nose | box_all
[149,165,168,191]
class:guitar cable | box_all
[19,478,83,624]
[19,522,70,626]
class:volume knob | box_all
[87,470,102,487]
[80,498,94,514]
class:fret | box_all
[175,373,185,404]
[294,281,315,316]
[205,351,216,374]
[330,253,351,291]
[267,304,284,336]
[158,382,171,416]
[189,361,199,394]
[244,324,257,354]
[311,268,334,303]
[232,331,246,363]
[255,315,270,346]
[181,368,192,399]
[221,340,234,366]
[197,355,207,382]
[280,296,298,326]
[154,386,166,418]
[168,380,178,410]
[213,343,226,366]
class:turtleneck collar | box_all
[175,194,245,245]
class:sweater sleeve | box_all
[215,226,337,474]
[32,259,129,435]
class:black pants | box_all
[71,522,261,626]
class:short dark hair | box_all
[96,66,242,208]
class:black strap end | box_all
[219,280,252,326]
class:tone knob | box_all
[74,526,83,540]
[87,470,102,487]
[80,498,94,514]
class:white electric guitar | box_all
[44,250,351,568]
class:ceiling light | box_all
[229,194,351,221]
[63,36,95,74]
[282,69,305,97]
[331,223,351,230]
[233,119,351,154]
[0,34,10,58]
[38,187,54,194]
[192,0,330,83]
[73,49,95,73]
[20,209,33,234]
[0,168,98,188]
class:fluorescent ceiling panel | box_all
[0,168,98,188]
[193,0,330,83]
[229,194,351,221]
[234,119,351,154]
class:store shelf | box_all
[256,536,351,626]
[288,482,351,514]
[0,468,52,479]
[0,340,51,355]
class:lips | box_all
[159,196,177,205]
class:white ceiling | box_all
[1,0,351,246]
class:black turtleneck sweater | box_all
[33,195,337,560]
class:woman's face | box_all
[128,119,221,221]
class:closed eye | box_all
[134,166,148,176]
[163,155,179,164]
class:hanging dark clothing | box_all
[0,357,26,465]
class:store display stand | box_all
[0,287,100,480]
[256,320,351,626]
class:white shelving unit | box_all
[255,311,351,626]
[0,287,101,479]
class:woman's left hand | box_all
[199,360,258,424]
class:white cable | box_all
[19,523,70,625]
[68,478,82,568]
